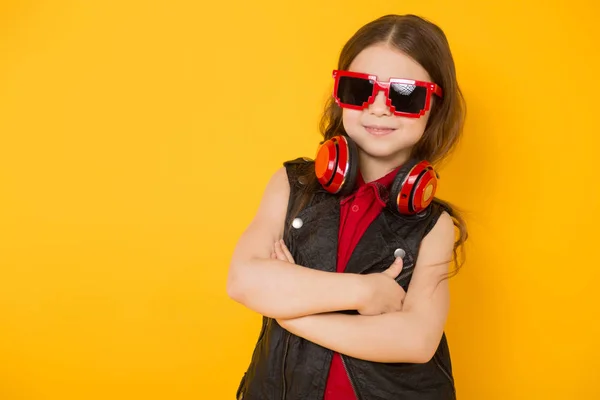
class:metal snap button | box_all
[394,248,406,259]
[292,218,303,229]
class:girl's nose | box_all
[368,90,392,117]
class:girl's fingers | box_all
[273,241,287,261]
[279,240,295,264]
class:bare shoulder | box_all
[249,165,291,236]
[255,166,290,223]
[414,211,455,272]
[265,166,291,200]
[424,211,455,248]
[230,166,291,264]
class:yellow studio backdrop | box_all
[0,0,598,399]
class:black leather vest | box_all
[236,158,456,400]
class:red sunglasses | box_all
[332,70,443,118]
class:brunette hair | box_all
[291,14,468,275]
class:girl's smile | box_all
[363,125,397,136]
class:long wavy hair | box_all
[292,14,468,276]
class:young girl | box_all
[227,13,468,400]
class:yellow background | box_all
[1,1,599,399]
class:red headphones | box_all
[314,135,438,215]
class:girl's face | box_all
[342,43,433,163]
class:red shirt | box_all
[323,167,399,400]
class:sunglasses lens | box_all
[337,76,373,107]
[389,83,428,114]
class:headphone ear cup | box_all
[339,136,359,195]
[389,160,438,215]
[314,135,358,195]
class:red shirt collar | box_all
[341,166,401,206]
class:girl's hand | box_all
[271,239,295,264]
[357,257,407,315]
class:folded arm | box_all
[277,211,455,364]
[226,167,368,319]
